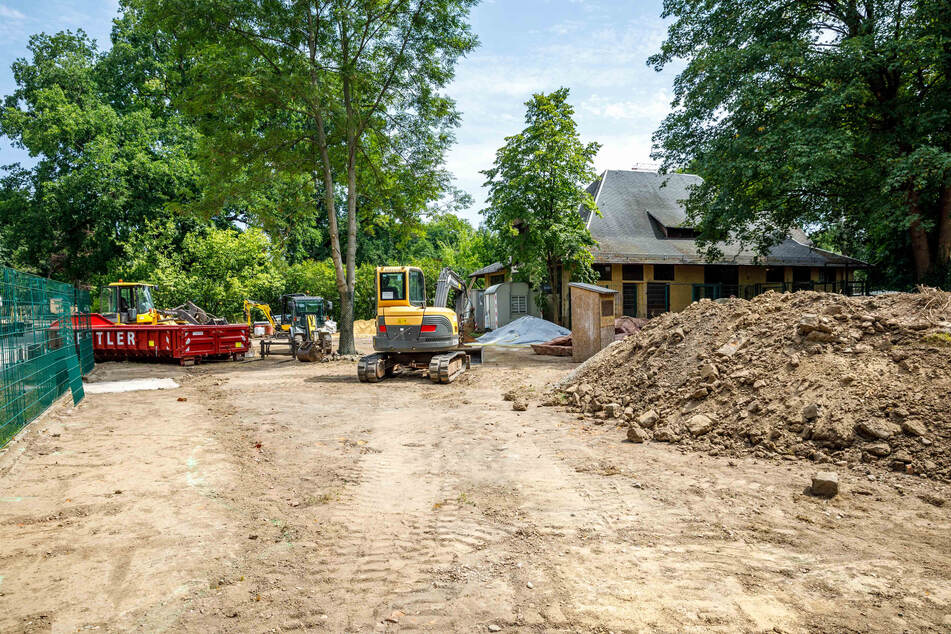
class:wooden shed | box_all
[569,283,618,363]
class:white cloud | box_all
[579,91,672,121]
[593,133,656,173]
[0,5,27,20]
[444,5,677,223]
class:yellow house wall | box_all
[741,267,767,285]
[478,270,511,289]
[663,265,704,312]
[565,262,858,325]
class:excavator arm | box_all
[434,268,479,339]
[244,299,276,330]
[434,268,468,308]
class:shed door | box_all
[622,283,638,317]
[646,283,669,317]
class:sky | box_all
[0,0,680,225]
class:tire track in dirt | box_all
[284,378,517,631]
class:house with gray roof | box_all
[559,170,868,320]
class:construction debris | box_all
[531,335,572,356]
[614,316,648,340]
[159,301,228,325]
[555,288,951,481]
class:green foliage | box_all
[360,211,497,275]
[0,1,491,338]
[103,208,495,323]
[650,0,951,287]
[112,213,285,320]
[0,28,203,282]
[481,88,600,317]
[285,259,377,322]
[923,332,951,347]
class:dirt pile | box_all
[555,289,951,480]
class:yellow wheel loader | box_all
[100,281,162,325]
[357,266,474,384]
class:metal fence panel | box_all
[74,288,95,375]
[0,267,93,448]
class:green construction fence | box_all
[1,267,94,448]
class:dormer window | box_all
[664,226,699,239]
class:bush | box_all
[106,214,286,321]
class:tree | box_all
[650,0,951,287]
[115,212,287,319]
[481,88,600,322]
[286,258,378,321]
[0,23,205,282]
[139,0,478,354]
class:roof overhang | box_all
[591,251,869,268]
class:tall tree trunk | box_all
[547,258,560,325]
[312,122,346,302]
[307,17,352,355]
[338,27,358,356]
[907,187,932,282]
[337,155,358,356]
[938,184,951,270]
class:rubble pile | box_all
[556,289,951,480]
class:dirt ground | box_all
[1,340,950,633]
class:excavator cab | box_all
[280,294,332,339]
[372,267,457,351]
[358,266,472,384]
[100,282,158,325]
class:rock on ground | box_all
[638,409,660,428]
[811,472,839,498]
[687,414,715,437]
[627,424,649,443]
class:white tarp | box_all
[476,315,570,346]
[84,378,180,394]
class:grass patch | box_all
[923,332,951,346]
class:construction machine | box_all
[100,282,228,326]
[259,294,334,361]
[100,282,162,325]
[244,299,277,332]
[295,311,334,362]
[357,266,475,384]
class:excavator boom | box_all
[244,299,276,330]
[434,267,467,308]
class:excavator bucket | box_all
[296,318,333,362]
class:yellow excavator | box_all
[357,266,474,384]
[244,299,279,332]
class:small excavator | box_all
[248,295,335,362]
[244,299,278,332]
[357,266,476,384]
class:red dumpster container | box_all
[75,314,250,365]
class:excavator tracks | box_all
[428,351,470,384]
[358,351,470,384]
[357,354,388,383]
